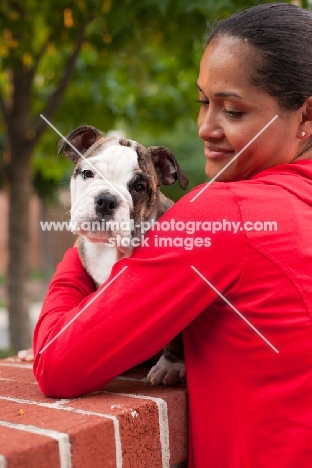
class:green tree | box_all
[0,0,283,351]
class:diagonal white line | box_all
[190,114,278,202]
[191,265,279,353]
[39,266,128,354]
[40,114,128,203]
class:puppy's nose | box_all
[95,193,118,217]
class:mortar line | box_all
[0,396,122,468]
[114,392,170,468]
[0,420,72,468]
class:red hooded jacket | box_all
[34,161,312,468]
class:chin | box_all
[205,163,228,182]
[84,233,111,243]
[205,162,243,182]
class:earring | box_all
[301,131,306,137]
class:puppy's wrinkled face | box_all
[70,138,159,245]
[58,125,189,250]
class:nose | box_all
[95,192,118,217]
[198,109,224,141]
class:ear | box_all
[297,96,312,138]
[148,146,189,190]
[57,126,103,163]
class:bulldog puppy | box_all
[58,125,188,385]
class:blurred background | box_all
[0,0,300,354]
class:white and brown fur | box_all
[58,125,188,385]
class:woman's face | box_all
[197,36,304,181]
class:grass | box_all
[0,348,15,359]
[30,270,45,281]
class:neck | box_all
[293,142,312,162]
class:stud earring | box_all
[301,131,306,137]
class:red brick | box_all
[0,425,60,468]
[0,399,117,467]
[0,360,188,467]
[0,363,36,384]
[0,379,58,403]
[67,392,163,468]
[103,379,189,466]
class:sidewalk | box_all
[0,303,41,350]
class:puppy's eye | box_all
[82,170,94,180]
[133,182,146,193]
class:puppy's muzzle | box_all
[95,192,118,219]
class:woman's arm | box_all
[33,184,246,397]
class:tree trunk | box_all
[0,30,86,352]
[6,147,32,351]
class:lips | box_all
[204,146,235,160]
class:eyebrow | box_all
[196,84,242,99]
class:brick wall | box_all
[0,357,188,467]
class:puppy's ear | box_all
[57,126,103,163]
[149,146,189,190]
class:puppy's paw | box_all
[147,355,186,386]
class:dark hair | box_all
[208,3,312,111]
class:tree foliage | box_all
[1,0,279,192]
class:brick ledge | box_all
[0,358,188,468]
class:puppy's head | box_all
[58,125,188,249]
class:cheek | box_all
[226,126,260,157]
[245,128,276,159]
[73,179,87,201]
[131,189,155,221]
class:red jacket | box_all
[34,160,312,468]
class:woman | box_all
[34,3,312,467]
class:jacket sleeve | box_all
[33,184,246,397]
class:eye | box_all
[133,182,146,193]
[223,109,244,118]
[196,99,209,107]
[82,169,94,180]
